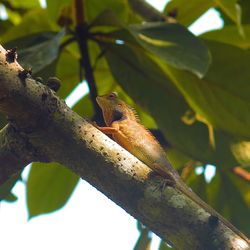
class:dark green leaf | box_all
[27,162,79,218]
[0,172,21,201]
[129,22,211,78]
[15,30,64,73]
[240,0,250,24]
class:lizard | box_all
[95,92,250,244]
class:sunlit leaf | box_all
[164,0,212,26]
[1,9,58,43]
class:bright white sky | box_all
[0,1,222,250]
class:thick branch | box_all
[0,45,249,249]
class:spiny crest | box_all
[125,103,140,122]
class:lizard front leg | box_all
[96,123,120,135]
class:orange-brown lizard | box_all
[96,92,250,243]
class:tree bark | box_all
[0,44,249,250]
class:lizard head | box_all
[96,92,138,125]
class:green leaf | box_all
[164,0,213,26]
[201,24,250,49]
[103,42,240,168]
[215,0,241,24]
[208,170,250,235]
[46,0,72,20]
[90,9,124,28]
[73,94,94,117]
[0,172,21,201]
[1,9,58,43]
[56,46,80,99]
[11,30,64,74]
[85,0,129,23]
[165,40,250,139]
[5,0,40,9]
[27,162,79,218]
[129,22,211,78]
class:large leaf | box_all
[164,0,213,26]
[129,22,211,78]
[27,162,79,218]
[10,31,64,74]
[165,40,250,139]
[103,42,242,168]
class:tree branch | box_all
[74,0,103,122]
[0,44,249,249]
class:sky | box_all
[0,1,223,250]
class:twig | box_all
[232,167,250,182]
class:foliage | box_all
[0,0,250,247]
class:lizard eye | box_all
[108,92,118,99]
